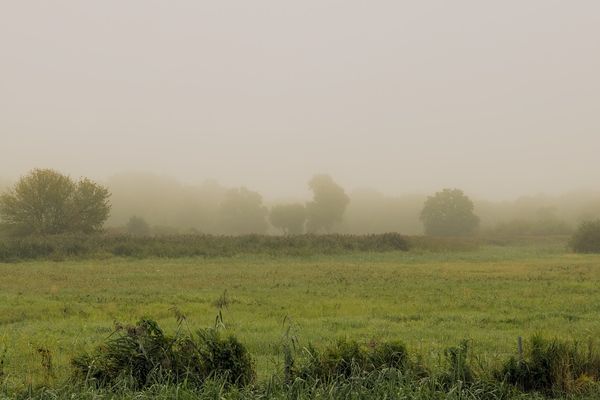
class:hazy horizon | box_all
[2,1,599,201]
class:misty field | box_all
[2,243,600,393]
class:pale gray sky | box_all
[1,1,599,200]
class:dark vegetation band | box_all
[0,233,411,262]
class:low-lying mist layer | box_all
[2,171,599,238]
[88,173,600,235]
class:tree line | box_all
[1,168,599,238]
[0,169,353,236]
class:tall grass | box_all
[498,335,600,394]
[71,318,255,389]
[0,376,534,400]
[3,321,600,399]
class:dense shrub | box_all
[497,335,600,394]
[72,319,198,388]
[196,329,255,386]
[71,319,255,389]
[294,339,415,381]
[570,220,600,253]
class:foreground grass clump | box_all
[498,335,600,394]
[293,339,417,381]
[0,233,410,261]
[71,319,255,389]
[290,336,600,397]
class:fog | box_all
[2,1,599,202]
[101,172,600,235]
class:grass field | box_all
[2,243,600,396]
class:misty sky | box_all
[1,1,599,200]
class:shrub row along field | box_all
[0,233,411,262]
[0,231,583,263]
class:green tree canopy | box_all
[269,203,306,235]
[219,187,268,234]
[0,169,111,235]
[306,174,350,233]
[419,188,479,236]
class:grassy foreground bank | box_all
[1,243,600,397]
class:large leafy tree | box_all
[306,174,350,233]
[420,188,479,236]
[0,169,111,235]
[269,203,306,235]
[219,187,268,234]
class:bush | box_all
[71,319,255,389]
[497,335,600,394]
[196,329,255,386]
[294,339,414,381]
[570,220,600,253]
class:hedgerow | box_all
[0,233,410,262]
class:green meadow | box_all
[2,242,600,395]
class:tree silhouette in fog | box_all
[306,175,350,233]
[126,215,151,236]
[269,204,306,235]
[219,187,268,234]
[420,188,479,236]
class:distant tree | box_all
[0,169,110,235]
[269,204,306,235]
[126,215,151,236]
[420,188,479,236]
[306,174,350,233]
[570,220,600,253]
[219,187,268,234]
